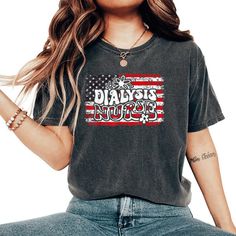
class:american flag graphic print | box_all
[84,73,165,126]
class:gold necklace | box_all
[101,23,150,67]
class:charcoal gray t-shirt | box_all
[33,32,225,206]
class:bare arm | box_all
[0,89,73,171]
[186,128,236,232]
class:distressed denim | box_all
[0,195,235,236]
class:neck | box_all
[101,11,153,48]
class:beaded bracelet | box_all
[6,107,22,129]
[8,110,28,131]
[5,107,28,131]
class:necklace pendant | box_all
[120,59,128,67]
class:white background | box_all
[0,0,235,227]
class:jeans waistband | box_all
[66,194,193,221]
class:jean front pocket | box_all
[141,202,193,218]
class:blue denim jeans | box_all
[0,195,235,236]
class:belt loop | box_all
[120,196,128,217]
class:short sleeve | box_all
[32,79,73,126]
[188,48,225,132]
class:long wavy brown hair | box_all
[0,0,193,145]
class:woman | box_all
[0,0,235,235]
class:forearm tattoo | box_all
[188,152,217,164]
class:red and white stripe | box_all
[85,73,164,126]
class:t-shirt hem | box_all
[33,117,69,126]
[68,186,192,207]
[188,113,225,132]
